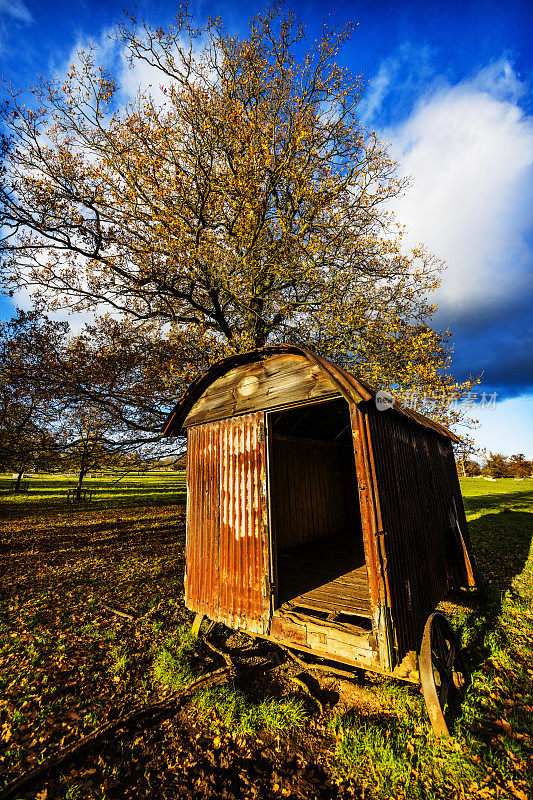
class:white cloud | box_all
[0,0,32,53]
[0,0,32,24]
[117,45,176,107]
[13,292,97,333]
[359,42,439,126]
[383,58,533,319]
[57,27,118,86]
[468,59,527,104]
[469,395,533,458]
[56,25,203,113]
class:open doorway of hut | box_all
[267,398,372,628]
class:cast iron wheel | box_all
[419,611,469,736]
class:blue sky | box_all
[0,0,532,457]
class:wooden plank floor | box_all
[277,530,372,618]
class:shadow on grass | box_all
[468,510,533,590]
[0,497,187,609]
[463,488,533,515]
[330,509,533,797]
[0,493,187,521]
[453,508,532,670]
[448,511,533,754]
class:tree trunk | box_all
[76,441,88,502]
[14,469,23,491]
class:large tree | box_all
[0,5,475,427]
[508,454,532,478]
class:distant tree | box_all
[483,453,510,479]
[462,459,482,477]
[454,438,482,477]
[0,310,66,487]
[170,454,187,471]
[0,310,186,495]
[508,454,532,478]
[43,320,188,499]
[0,413,59,487]
[57,406,133,499]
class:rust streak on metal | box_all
[363,411,393,615]
[216,413,270,634]
[183,414,270,634]
[349,404,378,611]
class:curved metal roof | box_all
[162,344,457,441]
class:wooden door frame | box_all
[349,403,395,672]
[265,397,372,623]
[264,411,278,615]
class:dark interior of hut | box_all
[268,398,372,627]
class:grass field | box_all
[0,472,532,799]
[0,470,187,508]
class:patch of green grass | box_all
[330,676,514,798]
[194,686,307,736]
[151,619,165,635]
[0,470,186,510]
[455,568,533,751]
[81,621,101,640]
[330,708,482,800]
[459,478,533,588]
[151,626,197,689]
[64,781,84,799]
[151,627,307,735]
[9,709,23,728]
[109,644,129,675]
[83,709,100,729]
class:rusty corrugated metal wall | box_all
[363,404,472,663]
[185,412,270,634]
[185,422,220,621]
